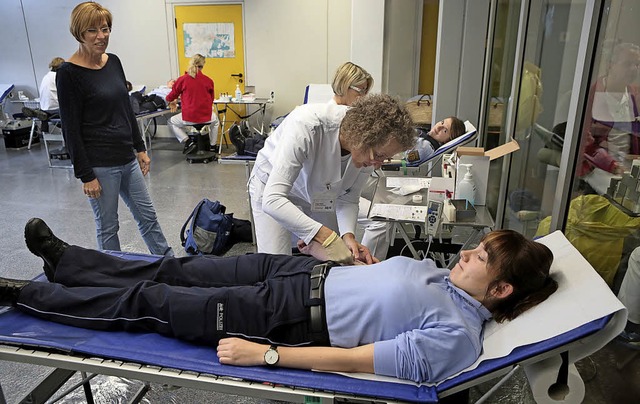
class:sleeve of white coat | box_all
[335,169,372,236]
[262,169,323,243]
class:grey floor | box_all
[0,137,639,403]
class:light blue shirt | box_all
[324,256,492,383]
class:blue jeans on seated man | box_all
[88,159,174,256]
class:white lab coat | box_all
[249,102,373,254]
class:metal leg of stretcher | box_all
[15,368,78,404]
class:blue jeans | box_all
[88,159,173,256]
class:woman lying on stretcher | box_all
[0,219,557,383]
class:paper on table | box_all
[386,177,431,189]
[368,203,427,222]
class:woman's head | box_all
[340,94,416,168]
[70,2,112,43]
[450,229,557,323]
[429,116,466,144]
[187,54,206,78]
[332,62,374,106]
[49,57,65,72]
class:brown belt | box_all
[309,262,333,334]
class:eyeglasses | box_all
[369,148,390,162]
[85,26,111,36]
[349,85,367,95]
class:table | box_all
[213,98,272,156]
[135,108,178,151]
[369,175,494,264]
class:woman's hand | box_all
[217,338,266,366]
[342,233,378,264]
[83,178,102,199]
[169,100,179,113]
[137,151,151,176]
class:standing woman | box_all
[166,54,220,154]
[331,62,373,106]
[249,94,416,264]
[56,2,173,256]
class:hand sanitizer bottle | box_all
[235,84,242,102]
[456,163,476,205]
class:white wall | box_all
[0,0,361,119]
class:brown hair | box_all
[69,2,113,43]
[49,57,65,72]
[448,116,466,141]
[340,94,416,152]
[481,230,557,323]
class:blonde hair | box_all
[332,62,373,97]
[188,54,206,78]
[49,57,65,72]
[69,1,112,43]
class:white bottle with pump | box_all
[234,84,242,102]
[456,163,476,204]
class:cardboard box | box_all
[455,140,520,205]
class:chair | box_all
[186,122,217,164]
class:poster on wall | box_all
[183,23,235,58]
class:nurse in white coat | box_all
[249,94,416,264]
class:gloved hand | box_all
[321,231,354,264]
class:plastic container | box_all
[456,163,476,204]
[234,84,242,102]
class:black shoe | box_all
[24,218,69,282]
[0,277,29,306]
[229,124,246,155]
[183,139,197,155]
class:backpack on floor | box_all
[181,199,234,256]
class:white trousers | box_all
[357,197,392,261]
[248,175,338,255]
[619,246,640,324]
[168,112,220,145]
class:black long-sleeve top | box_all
[56,53,146,183]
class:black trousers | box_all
[17,247,326,346]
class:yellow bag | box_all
[406,95,432,125]
[536,194,640,286]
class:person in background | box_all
[0,219,558,384]
[56,1,173,256]
[166,54,220,155]
[22,56,65,133]
[331,61,373,106]
[249,94,416,265]
[359,116,467,261]
[581,42,640,176]
[403,117,467,164]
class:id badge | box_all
[311,190,336,212]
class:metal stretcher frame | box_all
[135,107,178,151]
[0,233,627,404]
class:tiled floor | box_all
[0,137,638,403]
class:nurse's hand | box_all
[321,231,354,264]
[342,233,378,264]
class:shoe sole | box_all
[183,144,197,155]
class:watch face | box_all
[264,348,279,365]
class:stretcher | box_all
[381,121,478,176]
[0,231,627,403]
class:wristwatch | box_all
[264,345,279,366]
